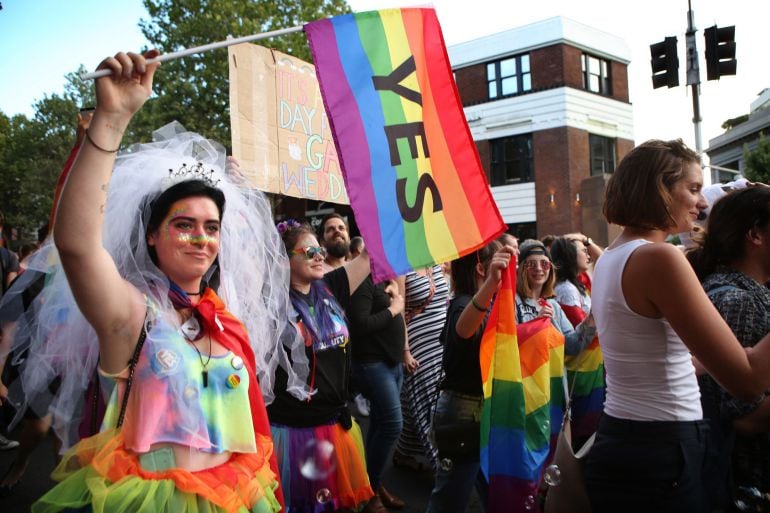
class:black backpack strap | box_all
[116,316,149,429]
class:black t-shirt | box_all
[440,294,487,397]
[0,248,20,294]
[347,275,405,366]
[267,267,352,427]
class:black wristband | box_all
[471,296,488,312]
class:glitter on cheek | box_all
[163,208,187,240]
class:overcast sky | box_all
[1,0,766,159]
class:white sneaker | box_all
[353,394,370,417]
[0,433,19,451]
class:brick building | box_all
[447,17,635,245]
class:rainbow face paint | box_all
[176,233,218,245]
[163,207,188,240]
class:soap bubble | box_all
[315,488,332,504]
[439,458,453,471]
[299,439,336,480]
[544,464,562,486]
[524,494,536,510]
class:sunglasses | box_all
[523,259,552,271]
[291,246,327,260]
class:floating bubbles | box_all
[439,458,453,471]
[524,495,536,510]
[544,464,562,487]
[299,439,337,480]
[315,488,332,504]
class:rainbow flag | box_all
[564,337,605,441]
[480,266,565,513]
[305,8,505,282]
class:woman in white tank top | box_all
[584,139,770,513]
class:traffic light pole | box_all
[686,0,703,153]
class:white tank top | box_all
[592,239,702,421]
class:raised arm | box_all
[54,50,159,373]
[629,243,770,401]
[456,246,514,339]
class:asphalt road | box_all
[0,413,484,512]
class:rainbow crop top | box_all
[100,314,256,454]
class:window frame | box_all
[486,54,532,100]
[589,134,616,176]
[490,134,534,186]
[582,53,612,95]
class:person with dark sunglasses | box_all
[270,219,380,513]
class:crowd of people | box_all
[0,50,769,513]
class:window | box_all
[589,134,616,175]
[507,222,537,242]
[582,54,611,95]
[487,54,531,99]
[490,134,534,185]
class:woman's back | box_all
[592,239,701,421]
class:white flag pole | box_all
[80,24,305,81]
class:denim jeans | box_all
[426,390,488,513]
[352,361,404,490]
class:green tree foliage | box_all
[1,1,352,240]
[138,0,351,145]
[743,132,770,184]
[721,114,749,130]
[0,66,94,241]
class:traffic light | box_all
[650,37,679,89]
[704,25,737,81]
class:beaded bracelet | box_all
[471,296,488,312]
[85,129,120,153]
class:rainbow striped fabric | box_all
[564,337,605,440]
[305,8,505,282]
[480,266,566,513]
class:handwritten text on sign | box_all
[229,44,349,204]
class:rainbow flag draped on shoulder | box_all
[305,8,505,282]
[480,266,566,513]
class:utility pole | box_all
[686,0,702,153]
[649,0,737,185]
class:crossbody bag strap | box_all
[116,315,149,429]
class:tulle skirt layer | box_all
[270,421,373,513]
[32,429,280,513]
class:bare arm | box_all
[456,246,514,339]
[626,243,770,401]
[734,396,770,436]
[54,51,159,373]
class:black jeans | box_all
[585,414,710,513]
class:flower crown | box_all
[276,219,302,234]
[160,162,221,190]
